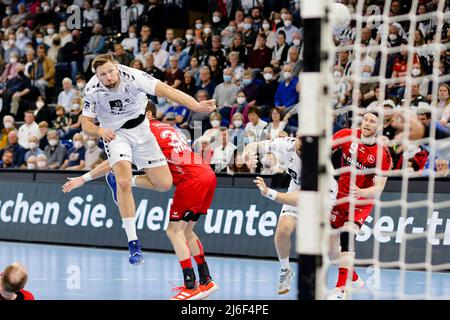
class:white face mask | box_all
[195,23,203,30]
[129,32,136,38]
[210,120,220,128]
[87,140,96,148]
[72,104,80,111]
[262,23,270,30]
[243,23,252,30]
[388,33,397,41]
[77,82,85,90]
[361,72,371,79]
[237,97,246,104]
[293,39,301,46]
[283,71,292,79]
[412,68,421,76]
[284,20,292,27]
[8,39,15,46]
[212,16,220,23]
[48,139,58,146]
[203,27,212,34]
[274,19,281,24]
[27,163,36,170]
[185,34,194,41]
[233,120,243,128]
[10,57,17,64]
[263,73,273,81]
[17,33,25,40]
[227,26,236,33]
[74,141,83,149]
[333,71,342,79]
[47,28,55,35]
[37,161,47,169]
[36,101,45,109]
[60,26,67,33]
[29,142,37,149]
[4,122,13,129]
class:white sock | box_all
[122,217,138,242]
[131,176,137,187]
[279,258,291,270]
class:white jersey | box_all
[82,64,160,130]
[264,137,301,189]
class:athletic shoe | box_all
[278,268,295,295]
[128,240,144,265]
[199,280,219,298]
[348,277,364,292]
[327,287,348,300]
[171,285,204,300]
[105,171,118,206]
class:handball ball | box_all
[331,2,351,34]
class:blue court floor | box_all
[1,241,450,300]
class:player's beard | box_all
[105,80,118,89]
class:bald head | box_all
[1,262,28,293]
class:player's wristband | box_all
[82,172,93,182]
[264,188,278,201]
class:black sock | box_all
[197,263,212,285]
[182,268,196,289]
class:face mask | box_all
[9,57,17,64]
[27,163,36,170]
[233,120,243,128]
[4,122,13,129]
[37,161,47,169]
[203,27,212,34]
[74,141,83,149]
[77,82,85,90]
[158,97,167,105]
[72,104,80,110]
[29,142,37,149]
[237,97,246,104]
[293,39,301,46]
[333,71,342,79]
[43,5,50,12]
[60,26,67,33]
[48,139,58,146]
[263,73,273,81]
[6,10,11,15]
[210,120,220,128]
[389,34,397,41]
[412,68,421,76]
[87,140,96,148]
[284,20,292,27]
[18,33,25,40]
[283,71,292,79]
[361,72,371,79]
[47,28,55,35]
[262,23,270,30]
[243,23,252,30]
[228,26,236,33]
[212,16,220,23]
[36,38,44,44]
[36,101,45,109]
[223,75,232,82]
[244,137,255,144]
[185,34,194,41]
[274,19,281,24]
[242,79,252,86]
[195,23,203,30]
[8,39,15,46]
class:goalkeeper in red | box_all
[328,110,392,299]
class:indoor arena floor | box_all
[1,241,450,300]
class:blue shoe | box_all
[128,240,144,265]
[105,171,118,206]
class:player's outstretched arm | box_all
[62,160,112,193]
[154,81,216,113]
[254,176,299,206]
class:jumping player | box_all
[328,110,392,299]
[81,54,215,265]
[63,102,218,300]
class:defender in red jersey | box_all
[328,111,392,300]
[62,102,218,300]
[0,263,35,300]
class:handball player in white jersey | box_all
[81,54,216,265]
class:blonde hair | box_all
[92,54,116,71]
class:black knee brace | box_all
[340,231,351,252]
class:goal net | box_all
[297,0,450,300]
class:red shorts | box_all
[330,202,373,229]
[169,168,217,221]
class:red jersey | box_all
[332,129,392,199]
[149,120,211,185]
[0,289,35,300]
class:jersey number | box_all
[288,168,300,186]
[349,142,358,155]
